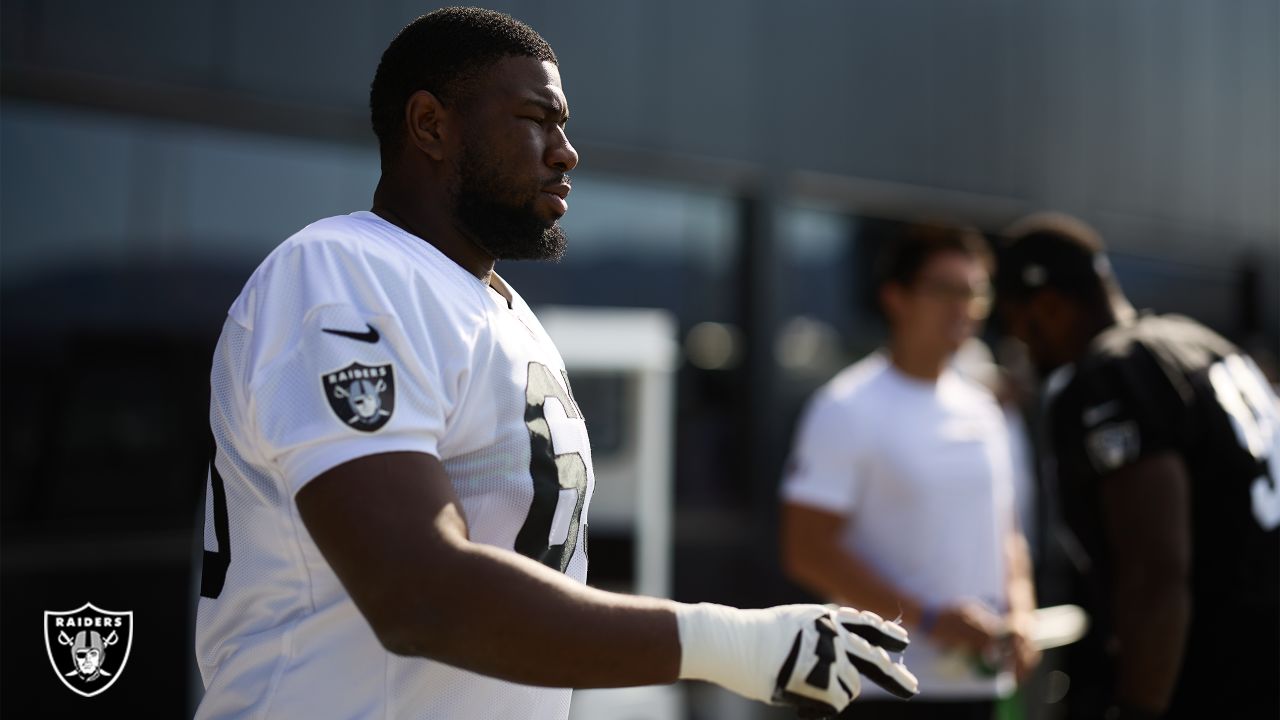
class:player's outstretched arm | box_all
[297,451,916,713]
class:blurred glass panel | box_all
[1,101,378,288]
[1,103,138,284]
[774,204,881,364]
[566,372,627,457]
[1109,252,1238,335]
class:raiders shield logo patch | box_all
[323,361,395,432]
[44,602,133,697]
[1085,420,1140,473]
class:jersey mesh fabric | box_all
[202,318,291,672]
[195,212,592,719]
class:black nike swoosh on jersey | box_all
[321,324,380,343]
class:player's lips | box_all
[541,182,570,215]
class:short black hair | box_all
[369,7,558,158]
[995,212,1115,306]
[873,222,993,291]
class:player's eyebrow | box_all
[519,95,569,123]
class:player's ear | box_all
[404,90,449,162]
[880,282,906,323]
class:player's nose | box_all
[546,127,578,173]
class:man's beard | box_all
[451,140,568,262]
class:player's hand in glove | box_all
[675,603,918,718]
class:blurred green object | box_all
[996,690,1026,720]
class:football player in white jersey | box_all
[195,8,918,719]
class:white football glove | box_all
[675,603,918,717]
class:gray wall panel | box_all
[531,0,653,148]
[224,0,401,106]
[1238,0,1280,239]
[34,0,223,82]
[2,0,1276,258]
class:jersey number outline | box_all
[1208,355,1280,531]
[201,435,231,599]
[514,362,589,572]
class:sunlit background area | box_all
[2,1,1276,717]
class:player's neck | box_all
[886,340,948,383]
[371,177,497,282]
[1076,297,1137,353]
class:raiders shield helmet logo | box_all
[1085,420,1141,473]
[44,603,133,697]
[323,361,395,432]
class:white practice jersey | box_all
[196,211,595,719]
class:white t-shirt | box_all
[781,352,1017,700]
[195,211,595,719]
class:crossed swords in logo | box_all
[57,630,119,677]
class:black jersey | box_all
[1045,313,1279,716]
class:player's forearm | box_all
[1111,576,1190,713]
[393,542,922,709]
[379,535,682,688]
[786,544,922,627]
[1004,532,1037,617]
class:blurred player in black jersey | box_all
[995,213,1279,720]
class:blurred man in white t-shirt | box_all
[781,224,1040,720]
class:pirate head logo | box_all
[44,603,133,697]
[69,630,113,679]
[322,361,395,432]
